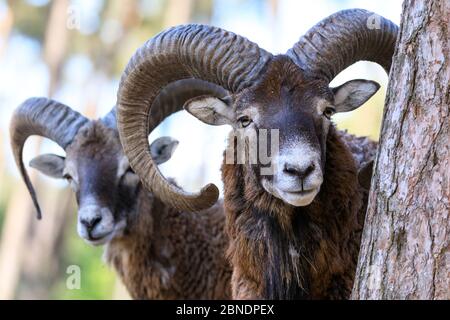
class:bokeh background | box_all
[0,0,402,299]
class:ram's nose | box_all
[77,199,116,245]
[283,162,316,181]
[80,215,102,233]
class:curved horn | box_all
[10,97,89,219]
[117,24,272,212]
[286,9,398,81]
[102,79,228,132]
[147,78,228,132]
[101,107,117,130]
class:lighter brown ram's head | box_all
[116,9,397,211]
[10,99,178,245]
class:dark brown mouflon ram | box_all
[10,79,232,299]
[116,9,397,299]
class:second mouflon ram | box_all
[10,80,232,299]
[116,9,397,299]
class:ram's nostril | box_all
[303,163,316,177]
[92,216,102,227]
[81,216,102,231]
[283,164,300,176]
[283,163,315,179]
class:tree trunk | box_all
[352,0,449,300]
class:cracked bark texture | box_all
[352,0,449,300]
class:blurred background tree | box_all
[0,0,402,299]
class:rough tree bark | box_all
[352,0,449,299]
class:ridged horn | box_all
[10,97,88,219]
[287,9,398,81]
[101,107,117,130]
[102,79,228,132]
[117,24,272,212]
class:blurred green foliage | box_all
[0,202,5,234]
[50,213,116,300]
[8,1,49,41]
[0,175,13,232]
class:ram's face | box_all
[30,121,178,246]
[29,123,136,245]
[186,55,380,207]
[64,124,135,245]
[231,58,332,206]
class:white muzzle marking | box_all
[261,138,323,207]
[77,196,124,246]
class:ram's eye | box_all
[63,173,72,181]
[238,116,252,128]
[323,107,336,119]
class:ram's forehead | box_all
[238,94,331,119]
[237,69,332,114]
[67,122,122,155]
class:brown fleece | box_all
[105,196,231,299]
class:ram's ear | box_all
[29,154,66,179]
[184,95,234,126]
[358,160,374,190]
[150,137,179,165]
[332,80,380,113]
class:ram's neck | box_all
[222,126,363,299]
[104,188,177,299]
